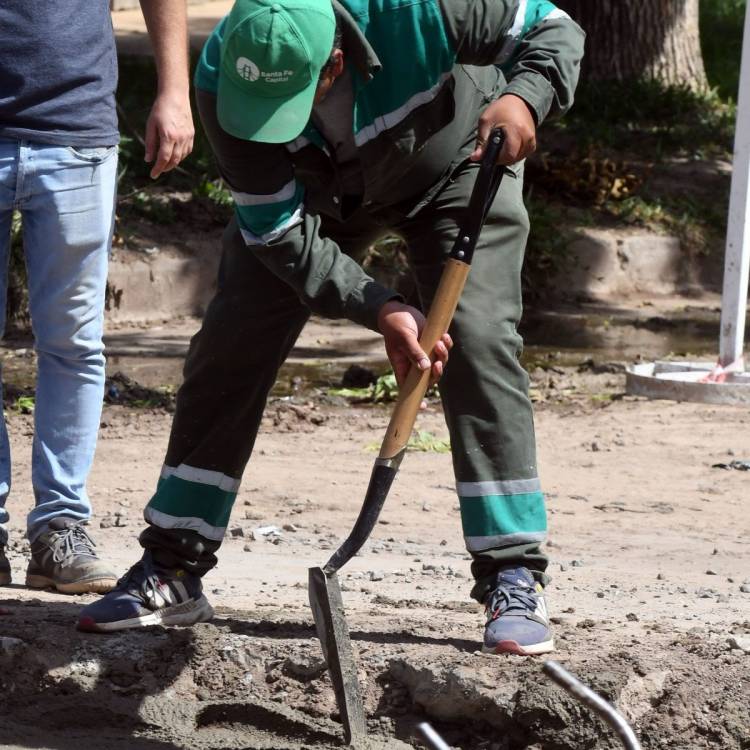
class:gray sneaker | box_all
[0,547,10,586]
[483,567,554,656]
[26,518,117,594]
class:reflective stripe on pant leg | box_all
[398,155,549,597]
[141,219,310,570]
[458,477,546,552]
[144,464,241,542]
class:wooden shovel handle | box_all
[378,258,470,459]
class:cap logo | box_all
[236,56,295,84]
[236,57,260,81]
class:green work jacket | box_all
[195,0,585,330]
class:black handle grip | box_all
[448,127,506,265]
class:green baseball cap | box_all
[217,0,336,143]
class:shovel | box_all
[309,128,506,745]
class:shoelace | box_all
[487,577,538,620]
[50,521,98,566]
[116,550,173,608]
[115,551,164,604]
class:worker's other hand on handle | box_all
[377,300,452,397]
[470,94,537,165]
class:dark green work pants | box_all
[140,158,548,602]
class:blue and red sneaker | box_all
[483,567,554,656]
[78,552,214,632]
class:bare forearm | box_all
[139,0,190,97]
[138,0,194,177]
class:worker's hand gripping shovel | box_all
[308,129,506,745]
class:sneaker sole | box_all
[25,574,117,595]
[482,638,555,656]
[77,595,215,633]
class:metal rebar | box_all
[543,661,642,750]
[416,722,452,750]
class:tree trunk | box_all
[556,0,708,90]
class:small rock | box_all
[282,523,298,533]
[727,636,750,653]
[229,526,244,538]
[559,563,568,572]
[656,573,665,580]
[254,525,281,537]
[626,612,639,622]
[283,654,326,680]
[696,588,715,599]
[369,571,385,582]
[717,594,730,603]
[243,543,253,552]
[570,560,583,567]
[740,584,750,594]
[220,647,247,668]
[99,516,115,529]
[706,569,718,576]
[0,636,25,655]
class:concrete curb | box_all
[106,244,219,323]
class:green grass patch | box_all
[329,372,400,403]
[552,80,736,158]
[367,429,450,453]
[701,0,747,100]
[14,395,35,414]
[407,430,451,453]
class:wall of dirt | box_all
[0,600,747,749]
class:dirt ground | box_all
[0,313,748,750]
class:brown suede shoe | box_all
[26,518,117,594]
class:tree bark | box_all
[556,0,708,90]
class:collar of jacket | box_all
[332,0,381,82]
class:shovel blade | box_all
[308,566,366,744]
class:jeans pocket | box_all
[65,145,117,164]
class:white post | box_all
[719,2,750,369]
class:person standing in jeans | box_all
[0,0,194,593]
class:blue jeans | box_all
[0,139,117,544]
